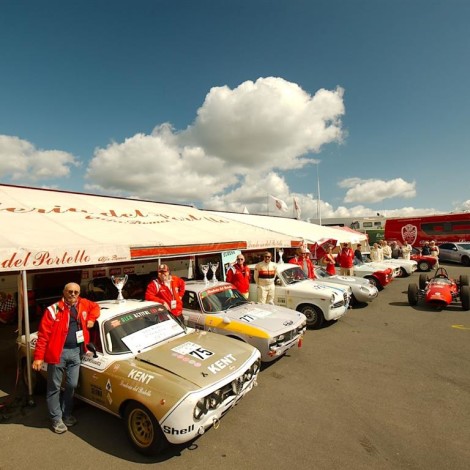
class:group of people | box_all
[32,237,441,435]
[369,239,413,262]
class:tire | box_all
[365,276,383,291]
[397,266,408,278]
[461,256,470,267]
[461,285,470,311]
[124,402,168,456]
[408,284,419,306]
[460,275,469,287]
[299,304,324,329]
[419,274,428,290]
[418,261,430,272]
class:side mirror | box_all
[86,343,98,358]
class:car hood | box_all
[205,303,306,335]
[135,330,258,388]
[327,275,374,287]
[283,279,349,300]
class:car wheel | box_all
[408,284,419,306]
[461,256,470,267]
[419,274,428,290]
[365,276,383,291]
[460,275,469,287]
[125,402,168,456]
[21,358,46,394]
[418,261,430,271]
[397,266,408,277]
[461,285,470,311]
[299,304,324,329]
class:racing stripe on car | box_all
[203,315,271,338]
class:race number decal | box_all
[172,342,214,360]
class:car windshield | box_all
[313,267,331,279]
[102,304,184,355]
[200,285,248,312]
[280,266,308,284]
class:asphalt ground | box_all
[1,263,470,470]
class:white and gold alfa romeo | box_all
[19,300,261,455]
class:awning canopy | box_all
[0,185,300,272]
[204,211,368,246]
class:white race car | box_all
[182,281,306,362]
[249,263,351,329]
[312,266,379,305]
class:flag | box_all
[293,197,301,219]
[270,195,288,212]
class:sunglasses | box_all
[264,255,272,258]
[66,290,80,295]
[236,258,244,261]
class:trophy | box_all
[201,264,210,285]
[210,261,219,283]
[278,248,284,264]
[111,274,128,303]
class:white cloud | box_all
[86,77,345,202]
[339,177,416,204]
[0,135,78,181]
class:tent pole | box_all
[20,270,35,403]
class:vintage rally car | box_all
[181,281,306,362]
[19,300,261,455]
[352,259,396,290]
[312,266,379,305]
[410,247,438,272]
[407,267,470,311]
[248,263,351,329]
[361,254,417,278]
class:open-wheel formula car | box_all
[407,267,470,311]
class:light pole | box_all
[315,162,322,225]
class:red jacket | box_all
[337,248,354,268]
[288,256,316,279]
[34,298,100,364]
[145,276,185,316]
[226,264,251,294]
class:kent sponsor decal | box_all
[128,369,155,384]
[207,354,237,374]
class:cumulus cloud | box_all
[0,135,78,181]
[85,77,345,202]
[339,177,416,204]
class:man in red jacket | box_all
[32,282,100,434]
[288,247,316,279]
[336,242,355,276]
[145,264,186,316]
[226,253,251,299]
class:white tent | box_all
[204,211,368,245]
[0,184,301,273]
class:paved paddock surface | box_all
[1,263,470,470]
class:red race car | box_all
[407,267,470,311]
[410,247,438,272]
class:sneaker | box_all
[63,415,77,427]
[52,420,68,434]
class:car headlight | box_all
[330,294,336,305]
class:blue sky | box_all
[1,0,469,220]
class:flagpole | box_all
[316,162,322,225]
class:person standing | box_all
[322,245,337,275]
[288,247,315,279]
[336,243,355,276]
[401,242,412,260]
[429,240,440,269]
[226,253,251,299]
[421,241,431,255]
[32,282,100,434]
[254,252,277,304]
[381,240,392,260]
[145,264,186,316]
[354,244,363,263]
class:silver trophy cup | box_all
[201,264,210,285]
[111,274,128,303]
[210,261,219,283]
